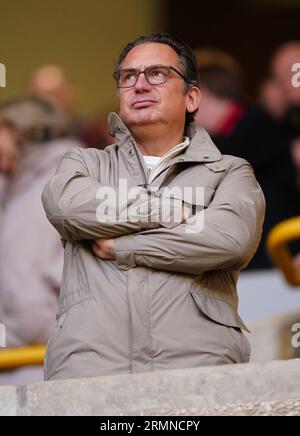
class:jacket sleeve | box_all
[42,147,183,242]
[113,159,266,275]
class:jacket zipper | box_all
[130,139,195,189]
[130,139,149,188]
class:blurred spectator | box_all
[259,76,287,120]
[77,113,113,149]
[27,64,113,149]
[271,41,300,109]
[260,42,300,138]
[27,65,77,118]
[0,95,82,385]
[269,42,300,184]
[194,48,245,135]
[194,48,300,269]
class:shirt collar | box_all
[108,112,223,164]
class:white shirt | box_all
[142,137,190,183]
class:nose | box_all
[134,71,152,92]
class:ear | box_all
[186,86,201,114]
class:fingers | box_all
[91,240,114,260]
[92,242,102,257]
[182,204,191,222]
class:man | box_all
[42,34,265,381]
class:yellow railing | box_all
[0,345,46,370]
[267,216,300,287]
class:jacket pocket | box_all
[188,289,251,363]
[44,310,69,380]
[227,326,251,363]
[44,294,94,380]
[161,184,215,211]
[57,291,93,318]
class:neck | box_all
[130,124,185,156]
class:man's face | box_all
[118,43,194,131]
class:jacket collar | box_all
[184,123,223,163]
[108,112,223,164]
[108,112,132,144]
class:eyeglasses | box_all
[113,64,189,88]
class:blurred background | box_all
[0,0,300,384]
[0,0,161,114]
[1,0,300,110]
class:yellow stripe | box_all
[0,345,46,370]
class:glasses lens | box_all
[118,69,138,87]
[116,66,171,88]
[146,66,169,85]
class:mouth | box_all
[131,100,156,109]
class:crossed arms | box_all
[42,147,265,275]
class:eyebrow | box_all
[119,64,176,70]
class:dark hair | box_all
[194,48,243,102]
[115,33,199,130]
[198,65,243,101]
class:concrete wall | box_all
[1,360,300,416]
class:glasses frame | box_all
[113,64,189,88]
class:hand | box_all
[92,238,115,260]
[182,204,191,222]
[91,205,189,260]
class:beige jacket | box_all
[42,113,265,380]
